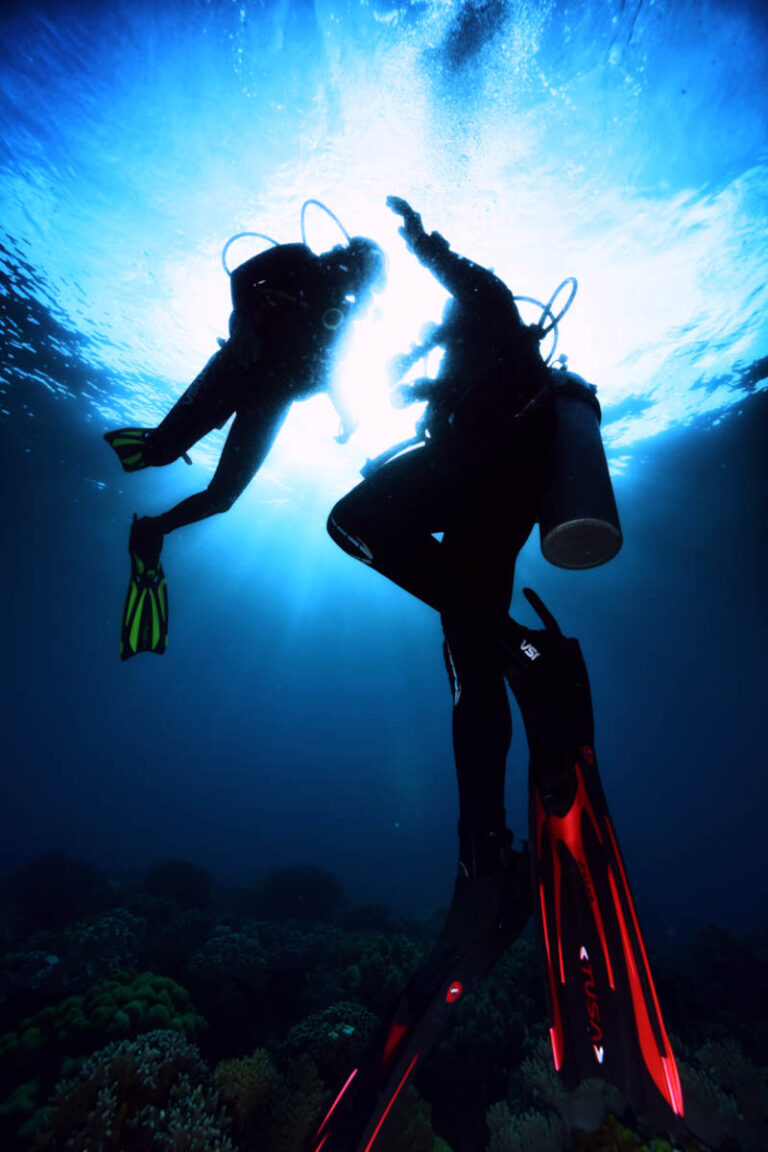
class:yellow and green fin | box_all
[120,549,169,660]
[104,427,151,472]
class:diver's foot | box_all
[430,840,531,980]
[129,515,164,569]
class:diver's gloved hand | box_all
[390,378,437,409]
[334,419,358,444]
[386,195,426,250]
[387,350,415,383]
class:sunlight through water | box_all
[1,0,766,493]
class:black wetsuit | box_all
[144,244,358,532]
[328,233,556,867]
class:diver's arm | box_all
[328,382,358,443]
[227,309,263,367]
[387,195,503,302]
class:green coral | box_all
[0,970,205,1069]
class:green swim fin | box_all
[104,427,152,472]
[120,516,168,660]
[104,427,192,470]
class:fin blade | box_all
[533,745,684,1130]
[104,427,151,472]
[505,600,684,1132]
[120,555,168,660]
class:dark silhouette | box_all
[329,196,555,882]
[105,235,386,658]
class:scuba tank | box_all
[538,368,623,569]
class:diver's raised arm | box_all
[386,195,504,302]
[328,380,358,444]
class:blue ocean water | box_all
[1,0,766,941]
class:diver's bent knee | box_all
[327,508,374,565]
[205,488,238,516]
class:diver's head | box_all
[326,237,387,299]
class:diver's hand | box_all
[387,351,414,383]
[335,420,358,444]
[390,383,416,409]
[391,378,436,408]
[386,196,425,250]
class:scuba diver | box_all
[329,196,557,886]
[304,590,685,1152]
[104,232,386,660]
[307,197,682,1150]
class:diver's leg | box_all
[142,346,240,466]
[144,400,290,539]
[441,504,536,875]
[327,446,456,611]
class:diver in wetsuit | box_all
[106,234,386,659]
[328,196,555,899]
[310,202,682,1152]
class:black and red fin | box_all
[504,588,684,1133]
[305,854,532,1152]
[304,952,472,1152]
[533,743,684,1130]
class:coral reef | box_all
[0,969,205,1079]
[676,1038,768,1152]
[374,1084,451,1152]
[486,1101,565,1152]
[417,934,544,1149]
[520,1033,626,1133]
[32,1029,233,1151]
[281,1000,377,1083]
[313,928,427,1015]
[0,909,147,1011]
[215,1047,325,1152]
[189,924,269,1003]
[1,847,765,1152]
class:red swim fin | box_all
[505,589,684,1133]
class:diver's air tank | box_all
[538,368,622,569]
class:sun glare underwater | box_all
[1,0,767,919]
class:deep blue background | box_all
[1,0,767,946]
